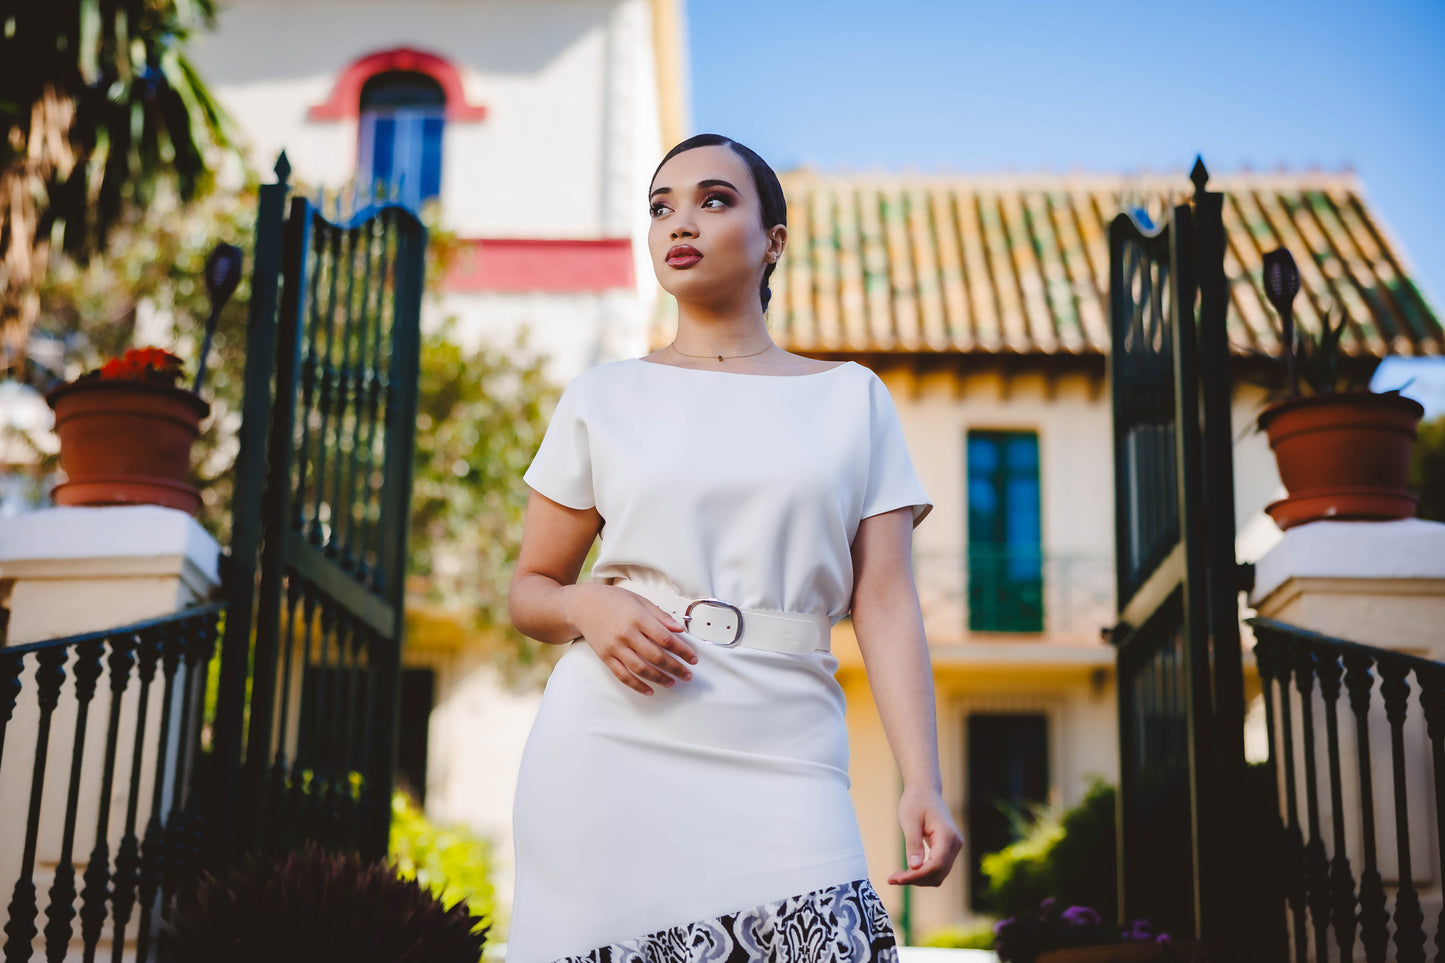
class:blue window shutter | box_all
[967,430,1043,632]
[357,72,446,207]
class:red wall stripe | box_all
[443,238,636,293]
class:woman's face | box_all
[647,144,784,309]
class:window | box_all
[967,430,1043,632]
[966,712,1049,912]
[358,71,445,208]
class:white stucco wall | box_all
[190,0,667,383]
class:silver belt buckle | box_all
[683,598,743,646]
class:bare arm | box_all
[849,506,963,887]
[508,489,698,693]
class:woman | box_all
[506,133,962,962]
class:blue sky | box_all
[685,0,1445,413]
[684,0,1443,305]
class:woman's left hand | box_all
[887,785,963,887]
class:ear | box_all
[767,225,787,263]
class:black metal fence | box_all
[0,604,223,963]
[1251,616,1444,963]
[1107,161,1249,948]
[209,155,426,868]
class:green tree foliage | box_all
[980,778,1118,922]
[1,0,232,378]
[1411,414,1445,522]
[407,317,571,683]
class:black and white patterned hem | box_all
[548,878,899,963]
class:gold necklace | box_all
[668,340,774,362]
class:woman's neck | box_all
[673,300,772,357]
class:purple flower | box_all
[1039,898,1057,915]
[994,917,1017,935]
[1123,919,1155,941]
[1156,933,1173,945]
[1061,906,1101,928]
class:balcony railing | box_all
[913,548,1116,641]
[0,603,223,963]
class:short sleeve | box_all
[861,373,933,529]
[523,377,595,510]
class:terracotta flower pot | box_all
[1256,391,1424,531]
[45,378,211,515]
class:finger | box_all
[606,656,653,696]
[645,610,698,664]
[618,649,676,688]
[630,633,694,680]
[902,821,926,874]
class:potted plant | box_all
[42,243,243,516]
[1253,247,1424,531]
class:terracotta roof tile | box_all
[651,171,1443,359]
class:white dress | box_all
[508,358,933,963]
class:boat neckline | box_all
[632,358,855,378]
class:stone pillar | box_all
[0,505,222,645]
[1250,517,1445,657]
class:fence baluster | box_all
[330,222,361,563]
[311,219,344,547]
[79,632,137,960]
[133,622,185,963]
[1291,644,1331,961]
[1378,658,1426,963]
[1252,634,1291,961]
[328,613,353,842]
[1311,649,1358,961]
[42,639,105,960]
[1274,647,1308,963]
[3,646,67,963]
[0,651,23,775]
[111,627,160,963]
[342,217,379,571]
[1342,649,1389,963]
[267,575,304,857]
[294,211,324,535]
[343,615,367,847]
[1416,665,1445,963]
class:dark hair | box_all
[650,133,787,312]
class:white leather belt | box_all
[608,578,832,655]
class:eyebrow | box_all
[649,178,741,200]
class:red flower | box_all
[85,347,186,387]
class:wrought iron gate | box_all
[1107,160,1252,951]
[209,154,427,866]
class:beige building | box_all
[668,168,1444,935]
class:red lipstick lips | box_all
[666,244,702,268]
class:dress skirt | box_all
[507,628,898,962]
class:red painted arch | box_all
[308,47,488,122]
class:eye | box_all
[701,192,731,210]
[649,201,671,218]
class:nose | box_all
[670,222,695,240]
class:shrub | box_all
[980,778,1117,921]
[919,922,998,949]
[390,790,498,927]
[169,841,489,963]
